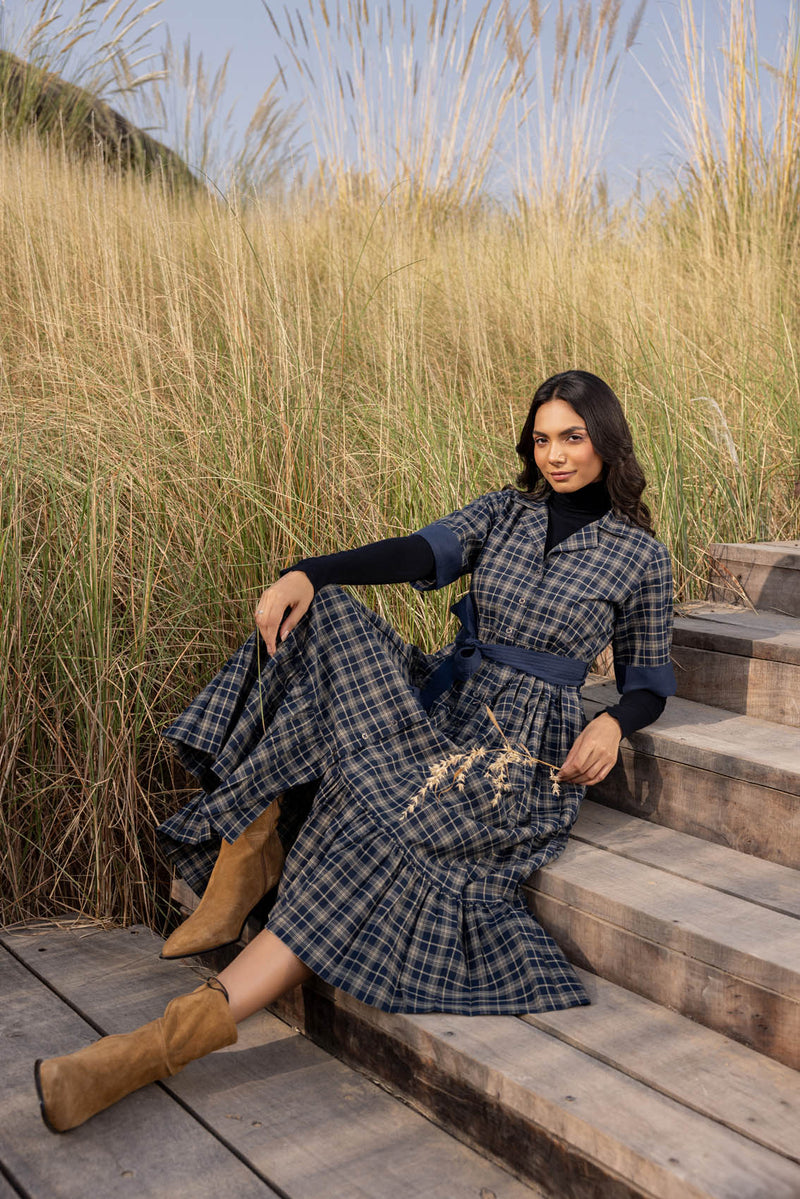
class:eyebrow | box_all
[532,424,587,437]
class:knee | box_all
[310,584,360,618]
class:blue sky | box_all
[5,1,795,197]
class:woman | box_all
[35,370,675,1133]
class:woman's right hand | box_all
[254,571,315,655]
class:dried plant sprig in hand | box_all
[405,706,561,816]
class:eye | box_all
[533,437,548,447]
[567,433,585,442]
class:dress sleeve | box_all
[410,492,508,591]
[612,540,677,697]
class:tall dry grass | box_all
[1,0,799,926]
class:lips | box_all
[550,471,574,481]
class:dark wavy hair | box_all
[515,370,654,536]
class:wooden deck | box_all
[0,922,541,1199]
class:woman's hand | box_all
[254,571,315,655]
[557,713,622,786]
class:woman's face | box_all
[531,398,605,492]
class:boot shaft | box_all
[35,978,237,1133]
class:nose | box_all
[548,442,566,464]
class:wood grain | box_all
[571,801,800,917]
[528,886,800,1070]
[2,925,536,1199]
[534,842,800,989]
[582,678,800,792]
[671,644,800,726]
[582,678,800,866]
[273,979,800,1199]
[672,610,800,665]
[522,969,800,1165]
[0,942,274,1199]
[707,542,800,616]
[591,746,799,867]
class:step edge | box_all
[571,802,800,920]
[530,847,800,989]
[273,978,800,1199]
[520,981,800,1167]
[582,682,800,792]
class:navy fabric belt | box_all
[419,594,590,712]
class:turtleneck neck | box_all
[544,478,612,555]
[547,478,611,517]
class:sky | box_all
[5,0,796,198]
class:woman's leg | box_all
[36,930,313,1132]
[217,928,314,1022]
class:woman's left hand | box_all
[557,713,622,786]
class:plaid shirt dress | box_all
[158,489,675,1015]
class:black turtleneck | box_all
[286,484,666,738]
[544,477,611,554]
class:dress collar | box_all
[512,489,630,548]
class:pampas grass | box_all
[1,0,798,926]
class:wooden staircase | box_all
[262,545,800,1198]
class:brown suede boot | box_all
[160,797,284,960]
[34,977,237,1133]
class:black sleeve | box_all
[283,534,436,590]
[601,689,667,739]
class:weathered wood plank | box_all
[2,925,538,1199]
[0,1167,23,1198]
[177,860,800,1168]
[529,887,800,1069]
[571,802,800,917]
[671,644,800,726]
[672,610,800,665]
[708,541,800,569]
[522,971,800,1164]
[583,678,800,792]
[528,842,800,1068]
[582,680,799,866]
[273,979,800,1199]
[706,542,800,617]
[670,608,800,724]
[534,842,800,987]
[592,744,799,867]
[0,943,277,1199]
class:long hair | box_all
[515,370,655,536]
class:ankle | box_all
[205,976,230,1003]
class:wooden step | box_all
[582,677,800,866]
[14,927,796,1199]
[707,541,800,616]
[671,606,800,726]
[571,801,800,918]
[1,933,278,1199]
[526,836,800,1069]
[0,924,539,1199]
[269,970,800,1199]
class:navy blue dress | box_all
[158,490,675,1015]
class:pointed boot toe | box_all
[160,797,285,960]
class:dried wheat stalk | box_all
[404,705,561,816]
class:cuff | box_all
[613,662,677,697]
[411,522,465,590]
